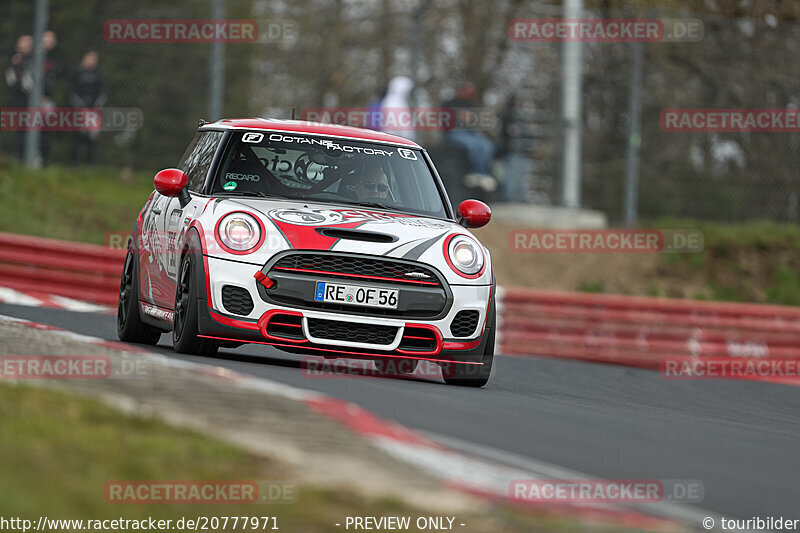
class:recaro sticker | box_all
[226,173,260,181]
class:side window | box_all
[178,131,224,192]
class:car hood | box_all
[200,198,490,284]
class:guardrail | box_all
[0,232,125,306]
[500,288,800,367]
[3,232,800,372]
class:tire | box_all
[117,246,162,345]
[374,358,419,376]
[441,307,495,388]
[172,251,218,356]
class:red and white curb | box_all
[0,313,722,531]
[0,286,111,314]
[0,314,147,353]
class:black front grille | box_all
[307,318,398,345]
[271,253,441,286]
[260,252,451,320]
[398,326,437,352]
[266,313,304,340]
[451,310,480,337]
[221,285,254,316]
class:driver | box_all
[354,161,392,203]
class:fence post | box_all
[624,41,643,227]
[23,0,50,168]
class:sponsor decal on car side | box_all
[141,303,174,322]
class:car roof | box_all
[201,118,422,148]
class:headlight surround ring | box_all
[444,234,486,278]
[215,212,265,254]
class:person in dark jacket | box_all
[68,51,106,165]
[498,93,531,202]
[42,31,59,99]
[5,35,33,107]
[442,81,496,192]
[5,35,33,160]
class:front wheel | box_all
[172,252,218,356]
[117,246,162,345]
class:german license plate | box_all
[314,281,398,309]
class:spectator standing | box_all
[379,76,416,142]
[42,30,59,98]
[5,35,34,160]
[498,94,531,202]
[68,51,106,165]
[364,83,387,132]
[442,81,496,192]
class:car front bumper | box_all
[197,255,493,365]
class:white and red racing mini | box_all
[117,119,495,386]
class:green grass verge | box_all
[0,384,611,532]
[0,158,154,245]
[648,219,800,305]
[647,218,800,252]
[0,383,325,526]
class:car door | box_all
[138,191,171,307]
[144,130,224,310]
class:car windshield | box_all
[213,130,448,218]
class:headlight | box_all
[447,235,484,276]
[218,213,262,252]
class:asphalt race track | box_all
[2,301,798,523]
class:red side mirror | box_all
[457,199,491,228]
[154,169,189,197]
